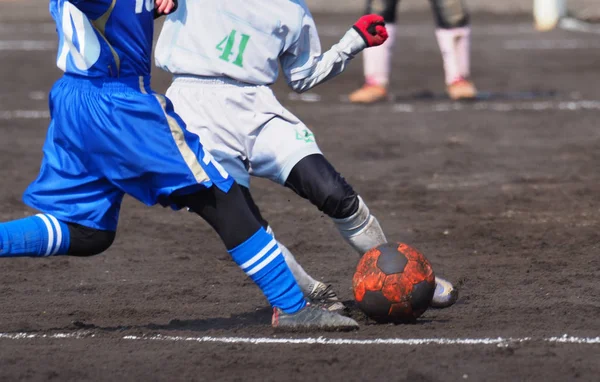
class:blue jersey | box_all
[23,1,233,231]
[50,0,155,77]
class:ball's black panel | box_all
[388,303,417,324]
[376,243,408,275]
[410,279,435,313]
[357,290,392,322]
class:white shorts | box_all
[166,76,322,188]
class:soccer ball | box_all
[353,243,436,323]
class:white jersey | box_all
[155,0,366,91]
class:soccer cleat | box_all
[430,276,458,308]
[272,304,359,331]
[307,282,346,312]
[447,78,477,100]
[348,84,388,104]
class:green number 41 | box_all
[216,30,250,68]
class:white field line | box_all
[0,110,50,120]
[391,100,600,113]
[0,40,55,51]
[0,332,598,346]
[0,23,56,34]
[0,332,94,340]
[503,39,600,50]
[330,100,600,114]
[122,334,531,346]
[560,18,600,35]
[317,24,535,38]
[547,335,600,344]
[3,101,600,121]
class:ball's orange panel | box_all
[381,273,412,303]
[397,243,425,262]
[402,259,435,287]
[353,248,386,301]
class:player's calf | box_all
[0,215,114,257]
[176,184,356,328]
[0,214,70,257]
[285,154,387,254]
[220,186,347,312]
[284,154,459,308]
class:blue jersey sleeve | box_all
[50,0,155,78]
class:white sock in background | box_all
[455,26,471,80]
[363,24,396,87]
[435,26,471,85]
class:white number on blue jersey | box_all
[56,2,101,71]
[136,0,154,14]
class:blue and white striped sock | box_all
[0,214,71,257]
[229,228,306,314]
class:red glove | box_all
[352,14,388,47]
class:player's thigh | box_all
[101,92,233,208]
[239,186,269,229]
[249,117,322,185]
[174,183,262,250]
[23,89,125,231]
[23,148,124,231]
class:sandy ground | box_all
[0,5,598,382]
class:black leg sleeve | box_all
[429,0,470,29]
[173,184,262,250]
[365,0,400,23]
[239,186,269,230]
[284,154,359,219]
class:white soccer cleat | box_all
[272,304,359,332]
[307,282,346,312]
[431,276,458,308]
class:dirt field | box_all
[0,4,599,382]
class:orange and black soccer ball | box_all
[353,243,436,323]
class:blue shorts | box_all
[23,74,233,231]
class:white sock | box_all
[455,26,471,79]
[266,226,317,295]
[363,24,396,87]
[332,196,387,256]
[435,26,471,85]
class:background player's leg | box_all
[429,0,477,100]
[349,0,399,104]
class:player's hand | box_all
[352,14,388,47]
[154,0,177,17]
